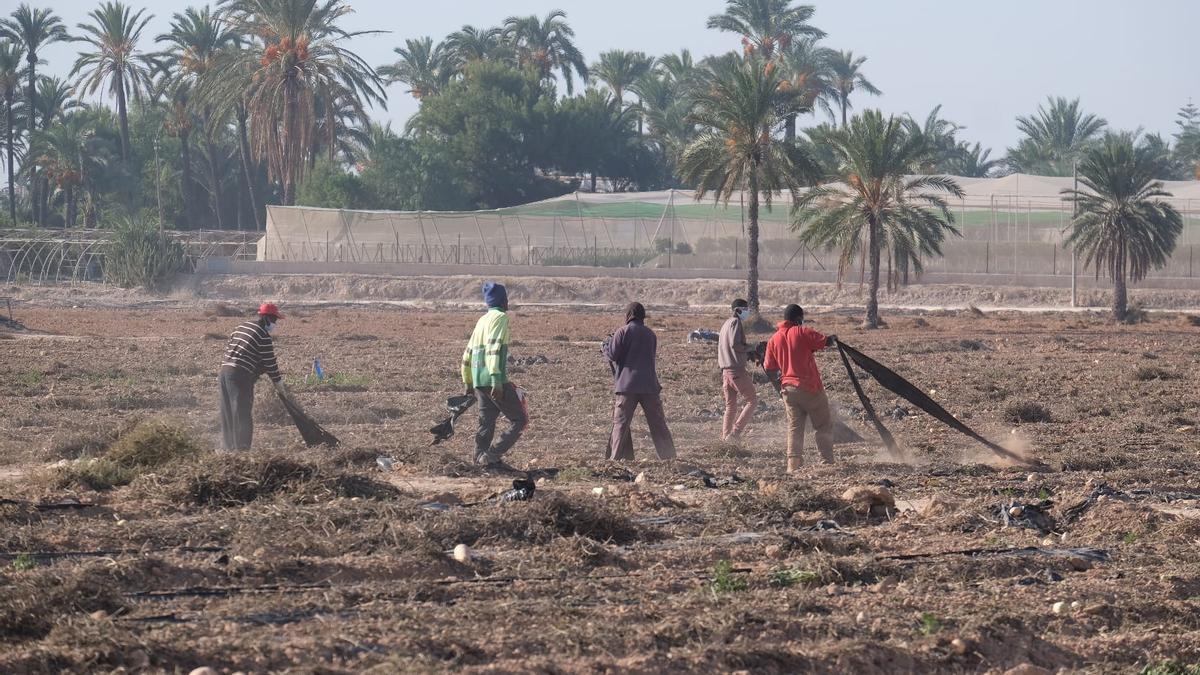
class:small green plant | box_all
[918,612,942,636]
[709,560,748,595]
[769,568,820,588]
[15,370,43,389]
[1139,660,1200,675]
[1122,531,1140,545]
[11,553,37,571]
[1038,488,1052,500]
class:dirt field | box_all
[2,283,1200,673]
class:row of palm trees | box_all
[0,0,385,228]
[681,1,1185,326]
[0,0,1190,323]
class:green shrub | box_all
[104,216,188,291]
[709,559,747,595]
[769,568,820,588]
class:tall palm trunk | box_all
[785,113,796,141]
[281,90,296,206]
[114,75,130,162]
[202,110,223,229]
[204,133,224,229]
[64,184,75,228]
[1112,235,1128,321]
[747,169,761,312]
[179,126,194,229]
[840,97,848,128]
[4,89,14,223]
[865,215,881,328]
[235,104,262,230]
[26,56,38,225]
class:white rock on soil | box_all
[950,637,970,655]
[633,472,647,485]
[1009,506,1025,518]
[452,544,472,563]
[1051,601,1066,614]
[188,668,219,675]
[592,487,606,496]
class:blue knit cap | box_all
[483,281,507,308]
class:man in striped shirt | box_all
[219,302,286,451]
[462,282,527,472]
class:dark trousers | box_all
[609,392,676,461]
[475,384,528,460]
[218,367,257,451]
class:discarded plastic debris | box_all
[375,456,395,471]
[687,329,719,343]
[312,358,325,381]
[496,478,536,503]
[1000,500,1057,534]
[805,520,846,532]
[685,468,746,488]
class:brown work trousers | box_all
[782,385,834,471]
[722,368,757,440]
[608,393,677,461]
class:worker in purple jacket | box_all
[602,302,677,460]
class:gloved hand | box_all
[826,334,838,347]
[273,379,289,398]
[491,383,506,401]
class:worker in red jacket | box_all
[763,304,837,472]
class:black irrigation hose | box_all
[836,341,1026,465]
[0,546,226,561]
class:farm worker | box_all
[763,304,837,472]
[718,298,758,441]
[603,302,677,460]
[218,302,286,451]
[462,281,527,472]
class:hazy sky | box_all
[30,0,1200,154]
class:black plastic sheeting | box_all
[277,391,340,448]
[835,341,1023,464]
[430,395,476,445]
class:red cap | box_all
[258,302,283,319]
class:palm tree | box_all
[70,1,154,163]
[827,50,880,128]
[157,5,237,228]
[904,105,963,173]
[944,141,1000,178]
[1062,132,1183,321]
[779,36,833,140]
[31,76,79,221]
[0,41,23,222]
[591,50,652,105]
[205,0,385,206]
[1007,97,1107,176]
[28,112,108,228]
[444,25,506,73]
[379,37,451,99]
[706,0,824,60]
[794,110,964,328]
[657,49,698,89]
[502,10,588,95]
[1,5,68,225]
[679,55,817,312]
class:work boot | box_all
[786,453,804,473]
[476,452,522,476]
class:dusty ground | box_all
[1,282,1200,674]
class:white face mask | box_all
[736,308,751,321]
[265,321,277,334]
